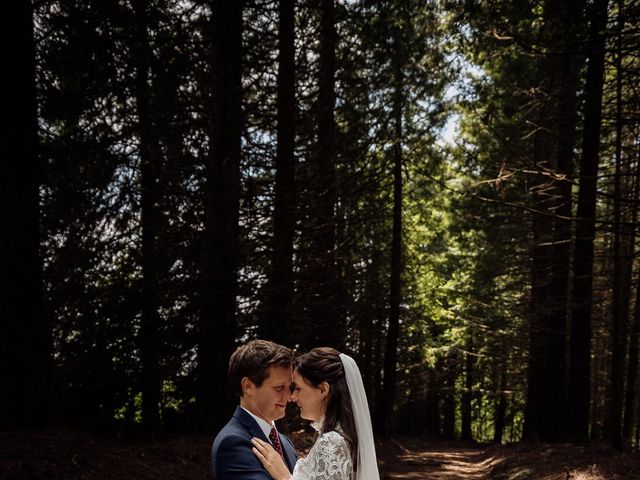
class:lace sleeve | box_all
[293,431,353,480]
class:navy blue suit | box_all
[211,406,297,479]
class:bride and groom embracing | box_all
[211,340,380,480]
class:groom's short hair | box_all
[229,339,292,397]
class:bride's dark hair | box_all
[295,347,358,472]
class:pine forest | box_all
[2,0,640,478]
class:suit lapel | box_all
[280,434,297,472]
[234,407,297,473]
[233,406,270,443]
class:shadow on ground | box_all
[1,428,638,480]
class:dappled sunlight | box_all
[378,438,640,480]
[568,466,606,480]
[380,439,499,479]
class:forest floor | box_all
[1,427,639,480]
[376,436,639,480]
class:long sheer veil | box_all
[339,353,380,480]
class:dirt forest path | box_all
[379,438,495,480]
[2,428,638,480]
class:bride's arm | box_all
[312,432,353,480]
[251,438,293,480]
[253,432,352,480]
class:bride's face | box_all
[291,370,327,422]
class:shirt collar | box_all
[311,415,325,433]
[240,406,276,441]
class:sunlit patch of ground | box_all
[569,465,606,480]
[378,437,496,479]
[485,442,639,480]
[378,437,640,480]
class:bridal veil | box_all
[339,353,380,480]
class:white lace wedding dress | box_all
[292,423,353,480]
[289,354,379,480]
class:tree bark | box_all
[307,0,340,347]
[461,346,474,441]
[424,369,442,437]
[379,24,404,435]
[567,0,609,442]
[360,245,382,402]
[524,210,552,442]
[373,312,384,416]
[268,0,296,343]
[197,0,243,434]
[524,0,585,442]
[494,358,508,443]
[523,3,559,438]
[623,256,640,445]
[0,0,50,430]
[543,0,585,442]
[622,145,640,445]
[132,0,162,437]
[442,356,458,440]
[523,59,556,443]
[606,0,628,449]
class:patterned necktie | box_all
[269,426,285,460]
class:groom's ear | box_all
[241,377,254,396]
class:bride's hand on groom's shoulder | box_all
[251,437,293,480]
[251,438,292,480]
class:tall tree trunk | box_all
[494,358,508,443]
[133,0,162,437]
[442,356,457,440]
[524,0,585,442]
[523,0,559,437]
[606,0,627,448]
[545,0,585,442]
[624,256,640,445]
[461,344,474,441]
[623,146,640,445]
[373,312,384,414]
[0,0,50,430]
[308,0,340,347]
[361,245,382,401]
[567,0,609,442]
[268,0,296,343]
[523,69,555,443]
[424,367,442,437]
[197,0,243,434]
[379,29,404,435]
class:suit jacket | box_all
[211,406,298,480]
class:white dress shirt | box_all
[240,406,278,445]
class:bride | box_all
[251,347,380,480]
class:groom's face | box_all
[244,365,292,423]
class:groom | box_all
[211,340,298,479]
